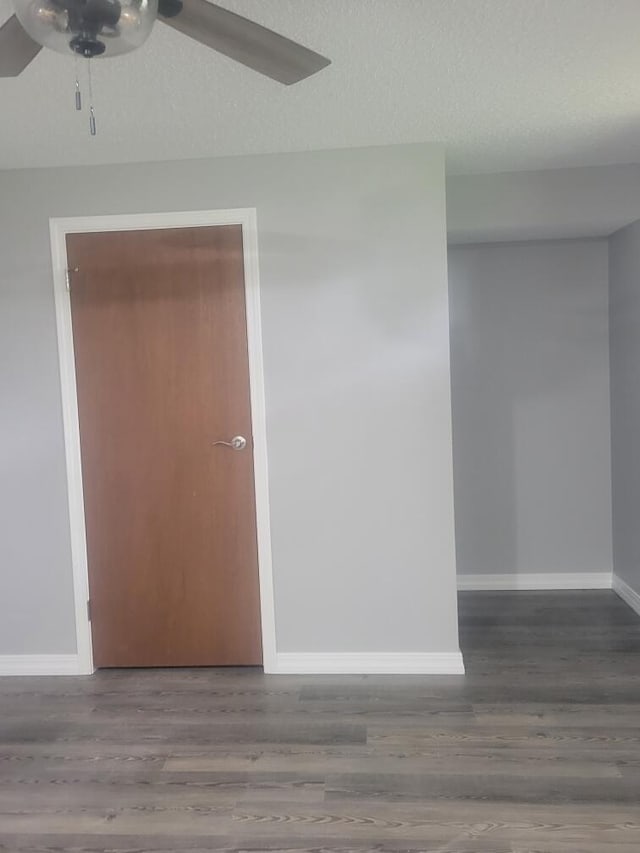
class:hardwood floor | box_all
[1,590,639,851]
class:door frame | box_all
[49,208,277,675]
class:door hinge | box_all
[87,599,92,621]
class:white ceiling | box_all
[1,0,640,173]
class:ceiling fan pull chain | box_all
[74,58,82,111]
[87,59,97,136]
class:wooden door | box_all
[67,225,263,668]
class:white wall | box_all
[448,240,613,581]
[447,164,640,245]
[609,219,640,600]
[0,143,461,664]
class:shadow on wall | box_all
[448,240,613,580]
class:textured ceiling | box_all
[1,0,640,172]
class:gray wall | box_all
[609,219,640,596]
[447,164,640,245]
[0,143,460,657]
[448,240,612,578]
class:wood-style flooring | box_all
[1,590,639,851]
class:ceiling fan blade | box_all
[0,15,42,77]
[159,0,330,85]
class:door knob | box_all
[212,435,247,450]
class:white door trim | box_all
[49,208,277,675]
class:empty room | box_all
[1,1,640,851]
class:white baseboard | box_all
[0,652,467,677]
[612,574,640,617]
[457,572,613,591]
[0,654,82,676]
[272,652,465,675]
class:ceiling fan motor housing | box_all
[157,0,182,19]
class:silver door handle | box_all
[212,435,247,450]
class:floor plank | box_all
[0,589,639,851]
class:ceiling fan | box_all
[0,0,331,84]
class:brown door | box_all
[67,225,263,668]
